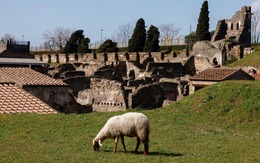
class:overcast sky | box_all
[0,0,259,47]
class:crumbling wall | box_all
[24,86,92,114]
[211,6,252,47]
[77,78,126,112]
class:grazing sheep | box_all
[93,112,150,155]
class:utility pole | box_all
[189,25,191,52]
[101,29,103,45]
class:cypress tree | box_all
[128,18,146,52]
[195,1,210,42]
[144,25,160,52]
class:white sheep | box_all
[93,112,150,155]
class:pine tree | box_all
[77,37,91,53]
[195,1,210,42]
[144,25,160,52]
[63,30,84,53]
[97,39,118,53]
[128,18,146,52]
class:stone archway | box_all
[212,58,218,65]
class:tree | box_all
[1,33,16,43]
[195,0,210,42]
[111,22,134,47]
[97,39,118,53]
[43,27,72,52]
[63,30,84,53]
[252,10,260,44]
[128,18,146,52]
[159,23,181,45]
[144,25,160,52]
[78,38,91,53]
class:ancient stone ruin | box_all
[192,6,254,66]
[32,6,256,112]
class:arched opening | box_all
[231,23,233,30]
[237,23,239,30]
[213,58,218,65]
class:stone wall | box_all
[35,52,165,65]
[24,86,92,114]
[211,6,252,47]
[77,78,126,112]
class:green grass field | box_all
[1,80,260,162]
[227,50,260,68]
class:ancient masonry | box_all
[34,6,256,112]
[192,6,254,66]
[77,78,126,112]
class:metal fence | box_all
[31,38,186,52]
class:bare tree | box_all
[159,23,182,46]
[252,10,260,44]
[43,30,56,52]
[111,22,134,47]
[1,33,16,43]
[43,26,72,52]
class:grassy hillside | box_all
[227,50,260,67]
[1,81,260,162]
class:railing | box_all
[0,40,28,45]
[31,38,186,51]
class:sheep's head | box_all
[93,139,102,151]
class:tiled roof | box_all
[0,83,58,114]
[252,73,260,81]
[0,67,67,86]
[190,68,240,81]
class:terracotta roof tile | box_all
[190,68,240,81]
[0,83,58,114]
[0,67,67,86]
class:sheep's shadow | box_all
[102,150,182,157]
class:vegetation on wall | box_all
[128,18,146,52]
[195,0,210,42]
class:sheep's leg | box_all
[133,136,140,154]
[120,135,126,153]
[142,140,149,155]
[112,136,119,154]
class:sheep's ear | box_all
[98,140,103,146]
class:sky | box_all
[0,0,259,48]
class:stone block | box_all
[34,55,42,61]
[58,54,68,63]
[96,53,106,62]
[107,53,117,62]
[128,52,138,61]
[42,54,50,63]
[118,52,128,61]
[50,54,58,63]
[68,53,76,62]
[151,52,162,61]
[139,52,150,64]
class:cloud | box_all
[252,0,260,12]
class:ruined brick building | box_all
[192,6,254,66]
